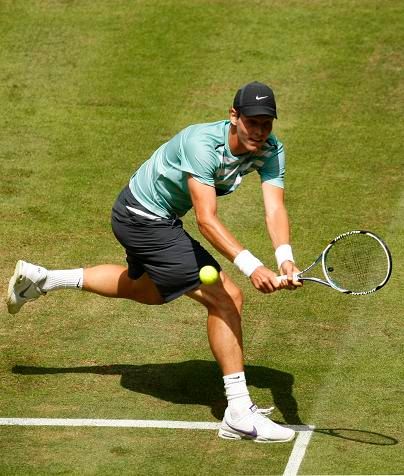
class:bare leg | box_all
[83,265,164,305]
[186,271,244,375]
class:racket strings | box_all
[325,234,389,293]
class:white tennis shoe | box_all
[218,405,295,443]
[7,260,47,314]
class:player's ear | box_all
[229,107,239,126]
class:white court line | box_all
[0,418,220,430]
[0,418,314,474]
[0,418,312,433]
[283,425,315,476]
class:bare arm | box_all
[187,175,244,261]
[188,176,281,293]
[262,182,301,286]
[262,182,291,249]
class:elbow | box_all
[265,209,276,223]
[265,205,286,226]
[266,203,286,218]
[196,218,211,236]
[195,214,216,236]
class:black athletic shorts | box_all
[111,186,221,302]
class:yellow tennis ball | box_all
[199,266,219,285]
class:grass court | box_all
[0,0,403,474]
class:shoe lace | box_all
[257,406,275,416]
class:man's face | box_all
[231,110,274,154]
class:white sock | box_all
[223,371,254,420]
[41,269,84,292]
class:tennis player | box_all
[7,81,301,443]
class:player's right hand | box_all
[250,266,281,293]
[279,261,303,290]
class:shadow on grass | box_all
[12,359,302,423]
[314,428,398,446]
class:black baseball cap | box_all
[233,81,277,118]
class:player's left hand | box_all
[279,261,302,290]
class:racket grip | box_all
[276,273,299,283]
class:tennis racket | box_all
[276,230,392,295]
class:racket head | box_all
[321,230,392,295]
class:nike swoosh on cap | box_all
[255,95,269,100]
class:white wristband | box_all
[275,244,294,269]
[234,250,264,277]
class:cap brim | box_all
[240,106,277,118]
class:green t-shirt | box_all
[129,120,285,218]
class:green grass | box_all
[1,0,403,474]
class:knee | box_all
[227,284,244,313]
[210,281,244,316]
